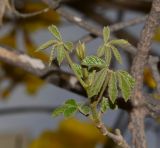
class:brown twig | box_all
[129,0,160,147]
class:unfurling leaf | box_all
[65,99,77,107]
[36,40,55,51]
[64,106,77,117]
[110,39,128,46]
[52,106,66,117]
[64,41,73,52]
[57,45,65,65]
[76,42,86,60]
[97,45,105,57]
[117,71,134,102]
[48,25,62,40]
[104,46,112,67]
[118,70,135,89]
[78,105,90,115]
[110,45,122,64]
[100,97,109,113]
[87,68,107,98]
[49,47,56,66]
[108,72,118,104]
[103,26,110,43]
[81,56,106,69]
[72,64,83,78]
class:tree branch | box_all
[129,0,160,147]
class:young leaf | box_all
[48,25,62,41]
[117,71,133,102]
[52,106,66,117]
[72,64,83,78]
[76,41,86,60]
[36,40,55,51]
[64,41,73,52]
[118,70,135,89]
[81,55,106,68]
[97,45,105,57]
[110,39,128,46]
[57,45,65,65]
[100,97,109,113]
[63,106,77,117]
[103,26,110,43]
[65,99,77,107]
[49,47,56,66]
[104,46,112,67]
[110,45,122,64]
[108,72,118,104]
[78,105,90,115]
[87,68,107,98]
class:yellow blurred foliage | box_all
[144,67,157,89]
[29,118,106,148]
[153,27,160,42]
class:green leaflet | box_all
[81,55,106,69]
[65,99,78,106]
[97,45,105,57]
[100,97,109,113]
[64,41,73,52]
[72,64,83,78]
[57,45,65,65]
[76,41,86,60]
[110,45,122,64]
[63,106,77,117]
[118,70,135,89]
[36,40,55,51]
[104,45,112,67]
[108,72,118,104]
[110,39,128,46]
[78,105,90,115]
[103,26,110,43]
[117,71,134,102]
[49,46,56,66]
[87,68,107,98]
[48,25,62,41]
[52,106,66,117]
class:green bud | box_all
[76,41,86,60]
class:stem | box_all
[64,50,87,88]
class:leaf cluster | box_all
[37,25,135,117]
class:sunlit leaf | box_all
[104,46,112,67]
[36,40,55,51]
[64,41,73,52]
[81,56,106,69]
[78,105,90,115]
[57,45,65,65]
[48,25,62,40]
[97,45,105,57]
[108,72,118,104]
[103,26,110,43]
[65,99,77,107]
[100,97,109,113]
[72,64,83,78]
[110,39,128,46]
[87,68,107,98]
[64,106,77,117]
[52,106,66,117]
[117,71,133,102]
[110,45,122,64]
[49,47,56,66]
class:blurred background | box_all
[0,0,160,147]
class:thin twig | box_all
[11,0,50,18]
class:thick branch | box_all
[129,0,160,147]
